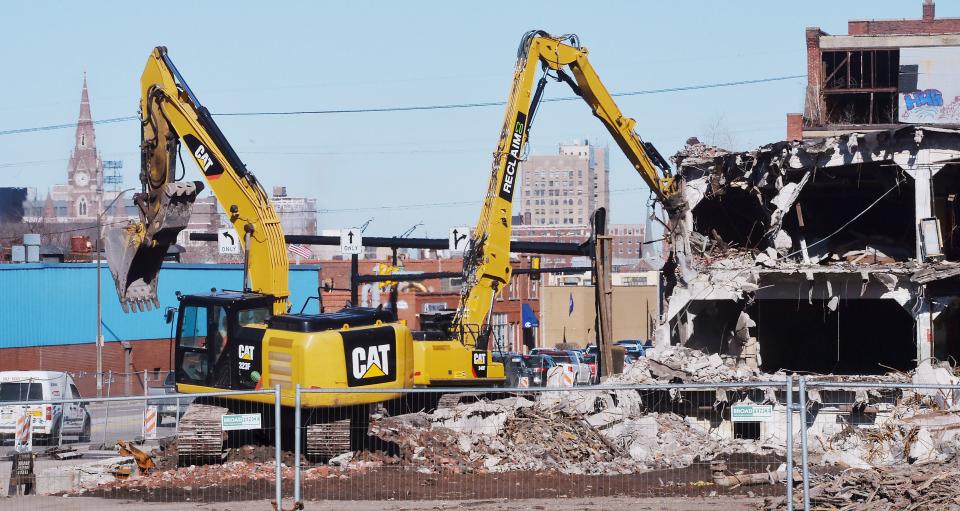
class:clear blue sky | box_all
[0,1,951,236]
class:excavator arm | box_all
[452,31,677,344]
[105,47,290,314]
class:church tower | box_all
[65,75,102,218]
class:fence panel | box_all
[293,382,793,509]
[1,388,281,509]
[776,378,960,511]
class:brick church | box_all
[24,75,131,223]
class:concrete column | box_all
[916,300,933,363]
[900,151,943,363]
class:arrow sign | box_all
[340,229,363,255]
[449,226,470,253]
[218,228,240,255]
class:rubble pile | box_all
[763,459,960,510]
[74,461,280,494]
[812,361,960,469]
[670,137,731,167]
[372,387,780,475]
[610,345,761,383]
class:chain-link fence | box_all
[1,387,282,509]
[293,381,796,509]
[5,377,960,510]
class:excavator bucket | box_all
[104,181,203,312]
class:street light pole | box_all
[96,188,136,398]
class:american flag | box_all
[288,244,313,259]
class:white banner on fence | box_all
[731,404,774,422]
[221,413,262,431]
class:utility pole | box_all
[96,188,136,398]
[593,208,614,381]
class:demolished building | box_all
[660,126,960,375]
[659,1,960,375]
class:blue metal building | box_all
[0,263,320,347]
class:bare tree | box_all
[701,112,738,150]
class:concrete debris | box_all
[913,360,960,410]
[763,458,960,510]
[610,345,760,384]
[370,388,781,476]
[671,137,732,168]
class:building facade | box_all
[788,0,960,140]
[519,141,609,227]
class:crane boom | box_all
[452,31,677,343]
[105,47,289,314]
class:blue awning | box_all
[521,303,539,328]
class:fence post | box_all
[799,376,810,510]
[785,375,794,511]
[274,385,282,508]
[103,370,113,446]
[294,384,302,505]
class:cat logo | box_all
[342,327,397,387]
[352,345,390,380]
[183,134,225,178]
[471,350,488,378]
[239,345,255,361]
[238,344,255,371]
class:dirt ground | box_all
[79,453,784,502]
[4,496,765,511]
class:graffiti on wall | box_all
[899,47,960,124]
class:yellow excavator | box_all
[413,30,680,386]
[105,31,681,462]
[107,47,414,462]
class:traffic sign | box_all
[218,228,240,255]
[340,229,363,255]
[449,226,470,252]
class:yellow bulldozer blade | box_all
[104,181,203,312]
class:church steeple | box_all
[67,74,102,195]
[75,73,97,156]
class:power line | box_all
[215,75,805,116]
[0,74,804,137]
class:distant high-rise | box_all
[518,141,609,227]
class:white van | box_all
[0,371,91,445]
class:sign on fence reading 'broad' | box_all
[731,404,774,422]
[221,413,262,431]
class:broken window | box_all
[781,164,915,262]
[757,299,914,374]
[933,164,960,261]
[821,49,899,125]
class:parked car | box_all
[147,371,195,421]
[528,349,591,385]
[614,339,646,353]
[520,354,558,387]
[0,371,91,445]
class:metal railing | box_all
[4,376,959,510]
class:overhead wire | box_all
[0,74,804,136]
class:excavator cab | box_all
[174,292,275,392]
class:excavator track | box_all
[177,403,228,466]
[305,420,352,461]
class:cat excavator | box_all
[413,30,680,385]
[105,30,681,462]
[106,47,414,463]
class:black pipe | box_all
[189,232,592,256]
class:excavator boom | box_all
[452,31,678,343]
[105,47,290,314]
